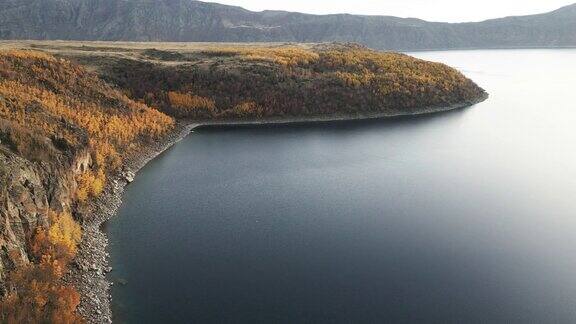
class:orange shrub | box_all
[167,91,216,118]
[76,169,106,203]
[0,256,83,324]
[223,101,264,119]
[6,209,84,323]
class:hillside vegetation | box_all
[0,50,173,323]
[92,44,485,120]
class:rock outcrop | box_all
[0,145,88,290]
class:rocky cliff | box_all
[0,138,90,289]
[0,0,574,50]
[0,49,174,322]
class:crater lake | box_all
[107,49,576,323]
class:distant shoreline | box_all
[67,92,488,323]
[0,39,576,54]
[2,40,575,53]
[404,45,576,53]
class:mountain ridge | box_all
[0,0,574,51]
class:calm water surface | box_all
[107,50,576,323]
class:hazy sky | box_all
[207,0,574,22]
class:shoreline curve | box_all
[66,92,488,323]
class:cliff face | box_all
[0,0,574,50]
[0,152,49,279]
[0,67,96,290]
[0,144,90,289]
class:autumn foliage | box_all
[0,50,174,322]
[1,211,82,324]
[167,91,217,118]
[0,256,82,324]
[0,50,174,199]
[104,44,484,120]
[76,169,106,203]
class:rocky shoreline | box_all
[65,94,487,324]
[63,121,197,324]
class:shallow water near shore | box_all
[107,49,576,323]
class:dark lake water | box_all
[107,49,576,323]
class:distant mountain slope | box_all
[0,0,574,50]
